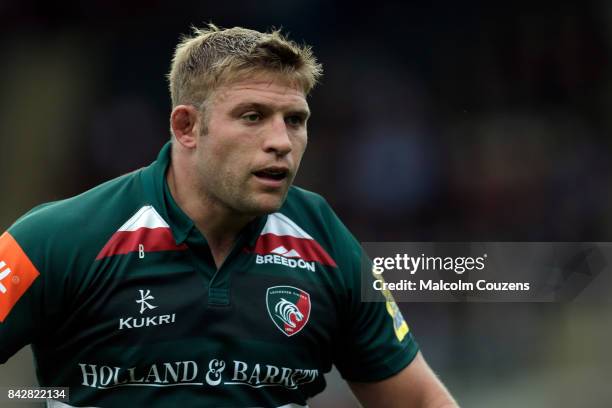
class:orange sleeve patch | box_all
[0,231,40,322]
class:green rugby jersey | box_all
[0,142,418,407]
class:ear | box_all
[170,105,200,149]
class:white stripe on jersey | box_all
[261,213,313,239]
[117,205,169,232]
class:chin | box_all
[248,195,285,215]
[254,202,283,216]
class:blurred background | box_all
[1,1,612,407]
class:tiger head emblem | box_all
[266,286,311,337]
[274,298,304,328]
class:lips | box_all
[252,166,289,182]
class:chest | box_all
[56,249,343,381]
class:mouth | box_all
[252,166,290,186]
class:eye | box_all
[242,112,262,123]
[285,115,305,127]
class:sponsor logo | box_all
[255,245,316,272]
[118,289,176,330]
[266,286,311,337]
[386,299,409,342]
[136,289,157,314]
[0,261,11,294]
[205,359,226,386]
[0,232,40,322]
[215,359,318,389]
[380,287,409,342]
[79,361,199,388]
[248,213,338,269]
[78,359,319,390]
[271,246,301,258]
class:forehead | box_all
[211,73,309,111]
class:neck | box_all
[166,162,254,267]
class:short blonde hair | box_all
[168,24,323,109]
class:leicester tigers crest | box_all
[266,286,311,337]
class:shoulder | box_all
[282,186,329,218]
[279,186,362,270]
[7,170,146,268]
[281,186,346,237]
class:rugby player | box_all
[0,25,458,407]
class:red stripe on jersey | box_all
[96,227,187,260]
[251,233,337,267]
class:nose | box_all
[263,115,292,156]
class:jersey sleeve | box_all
[324,207,419,382]
[0,229,44,363]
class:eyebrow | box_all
[230,102,311,119]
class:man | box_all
[0,25,457,407]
